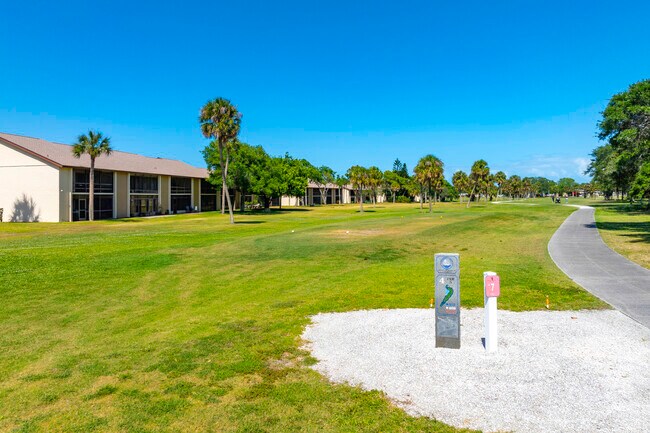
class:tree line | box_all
[199,98,596,222]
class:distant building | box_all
[280,181,386,207]
[0,132,218,222]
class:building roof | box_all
[0,132,208,178]
[307,181,353,189]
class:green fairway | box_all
[0,203,606,432]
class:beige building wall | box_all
[342,188,351,204]
[58,168,73,221]
[0,143,60,222]
[160,175,170,213]
[115,172,129,218]
[281,195,302,206]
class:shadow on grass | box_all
[235,221,265,225]
[243,208,310,215]
[104,218,142,223]
[596,221,650,243]
[591,201,650,215]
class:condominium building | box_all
[0,132,218,222]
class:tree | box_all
[347,165,369,212]
[251,156,285,210]
[384,170,402,203]
[202,138,242,212]
[494,171,506,197]
[452,170,469,204]
[522,177,533,198]
[630,162,650,207]
[507,175,522,199]
[467,159,489,208]
[313,166,336,205]
[393,158,409,178]
[335,175,349,204]
[598,80,650,163]
[557,177,578,196]
[72,130,112,221]
[199,98,242,224]
[414,155,444,213]
[589,80,650,199]
[529,177,556,196]
[280,156,314,207]
[367,166,384,206]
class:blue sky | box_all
[1,1,649,182]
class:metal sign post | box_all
[483,271,500,352]
[434,253,461,349]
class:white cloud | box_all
[504,155,591,181]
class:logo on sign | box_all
[440,284,454,307]
[441,257,453,270]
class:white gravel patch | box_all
[302,308,650,433]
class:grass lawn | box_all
[0,202,606,432]
[591,200,650,269]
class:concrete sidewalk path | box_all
[548,205,650,328]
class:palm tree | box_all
[452,170,469,204]
[414,155,444,213]
[335,175,349,204]
[347,165,369,213]
[367,166,383,206]
[467,159,490,208]
[509,175,522,199]
[72,130,112,221]
[199,98,242,224]
[523,177,533,199]
[494,171,506,198]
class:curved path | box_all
[548,205,650,328]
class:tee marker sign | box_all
[434,253,460,349]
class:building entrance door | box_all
[78,198,87,220]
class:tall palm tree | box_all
[523,177,533,199]
[199,98,242,224]
[467,159,490,208]
[347,165,369,213]
[367,166,383,207]
[509,175,522,199]
[494,171,506,198]
[414,155,444,213]
[452,170,469,204]
[72,130,112,221]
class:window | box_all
[200,179,218,212]
[201,179,217,194]
[171,177,192,194]
[73,169,114,193]
[74,170,89,193]
[200,194,217,211]
[130,175,158,194]
[72,194,113,221]
[171,195,192,212]
[94,196,113,220]
[130,195,158,217]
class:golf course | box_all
[2,199,643,432]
